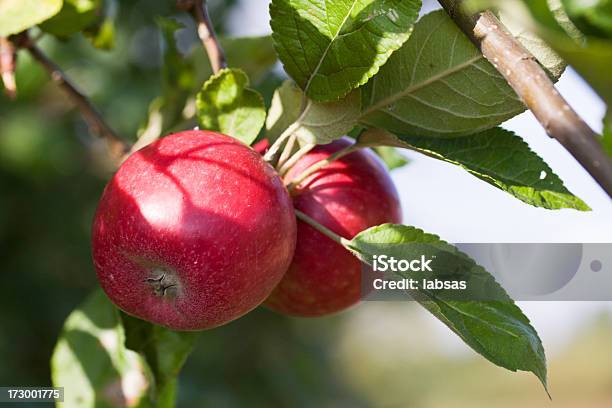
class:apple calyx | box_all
[145,268,181,299]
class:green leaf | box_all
[359,10,525,137]
[266,80,303,143]
[342,223,548,390]
[374,146,409,170]
[293,89,362,145]
[0,0,63,36]
[270,0,422,101]
[51,290,154,408]
[562,0,612,38]
[121,313,199,407]
[266,81,361,146]
[86,18,116,50]
[40,0,102,38]
[359,127,590,210]
[84,0,118,51]
[196,68,266,145]
[138,36,276,149]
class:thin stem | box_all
[264,96,316,164]
[294,209,344,245]
[190,0,226,74]
[287,144,360,192]
[263,122,298,162]
[276,133,297,170]
[438,0,612,197]
[279,143,315,176]
[19,34,130,163]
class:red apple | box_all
[265,137,402,316]
[92,130,296,330]
[252,138,270,155]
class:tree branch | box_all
[438,0,612,198]
[179,0,226,74]
[14,34,130,163]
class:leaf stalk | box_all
[263,121,299,163]
[279,143,315,175]
[276,133,297,170]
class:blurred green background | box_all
[1,0,611,406]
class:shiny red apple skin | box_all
[252,138,270,155]
[92,130,297,330]
[265,137,402,317]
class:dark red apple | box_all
[92,130,296,330]
[265,137,402,317]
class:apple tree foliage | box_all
[3,0,612,405]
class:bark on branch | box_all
[438,0,612,198]
[179,0,227,74]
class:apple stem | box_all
[278,143,315,176]
[263,122,299,163]
[276,133,297,170]
[294,209,345,245]
[286,144,360,192]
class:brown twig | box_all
[14,33,130,163]
[179,0,226,74]
[438,0,612,198]
[0,37,17,98]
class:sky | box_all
[225,0,612,354]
